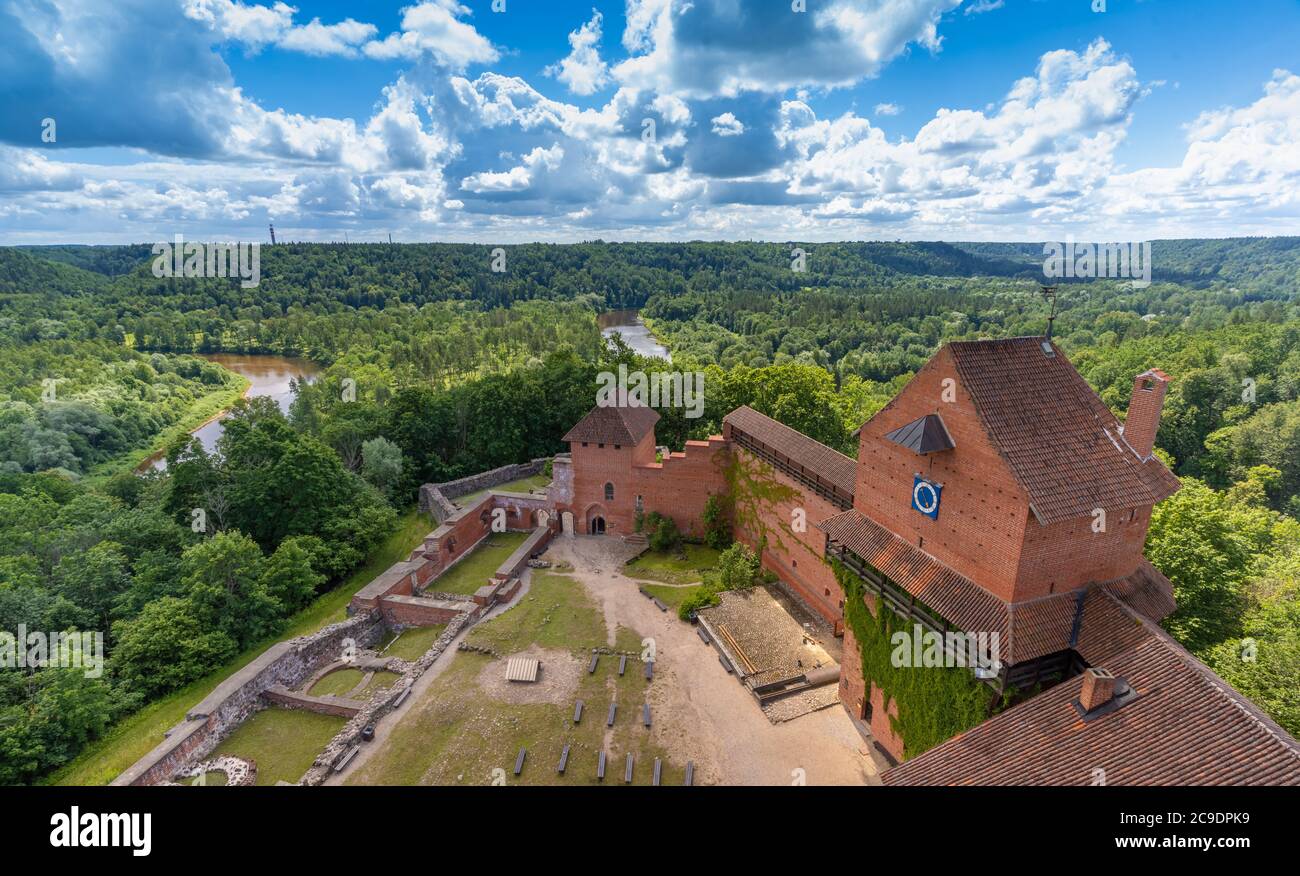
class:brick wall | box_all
[854,347,1155,605]
[838,594,906,762]
[564,432,727,537]
[379,595,476,627]
[731,446,845,625]
[1013,505,1153,600]
[855,347,1031,602]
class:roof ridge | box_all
[725,405,858,466]
[1099,591,1300,759]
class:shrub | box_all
[701,493,732,550]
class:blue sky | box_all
[2,0,1298,243]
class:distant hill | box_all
[956,238,1300,294]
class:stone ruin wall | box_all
[418,457,551,523]
[111,610,386,786]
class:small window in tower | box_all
[605,482,615,501]
[635,495,644,513]
[582,442,588,447]
[598,443,605,448]
[614,444,621,450]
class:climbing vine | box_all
[720,451,822,566]
[831,559,996,759]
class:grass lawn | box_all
[429,531,530,595]
[378,624,448,661]
[641,583,709,612]
[210,708,346,786]
[360,671,401,697]
[48,508,436,786]
[454,473,550,508]
[308,668,366,697]
[623,543,721,586]
[347,572,683,786]
[463,571,607,655]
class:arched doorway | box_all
[583,503,609,536]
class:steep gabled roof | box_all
[562,404,660,446]
[882,594,1300,786]
[946,337,1180,525]
[724,405,858,498]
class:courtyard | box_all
[335,535,878,786]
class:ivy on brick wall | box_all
[721,451,819,565]
[831,558,996,759]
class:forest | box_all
[0,239,1297,783]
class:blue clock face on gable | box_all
[912,476,942,520]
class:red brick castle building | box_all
[550,337,1300,784]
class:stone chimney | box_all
[1079,667,1117,713]
[1124,369,1169,460]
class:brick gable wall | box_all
[855,347,1157,605]
[565,431,727,537]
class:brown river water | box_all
[598,309,671,361]
[137,353,322,471]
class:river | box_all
[598,309,671,361]
[138,353,322,471]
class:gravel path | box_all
[552,536,879,786]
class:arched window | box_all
[604,482,615,501]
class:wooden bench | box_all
[588,653,599,674]
[514,747,526,776]
[624,753,634,784]
[618,655,627,676]
[653,758,662,787]
[642,703,651,727]
[684,761,694,786]
[332,745,360,773]
[597,750,606,780]
[573,700,584,724]
[644,661,654,680]
[557,743,570,774]
[607,703,617,726]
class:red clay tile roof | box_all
[883,595,1300,785]
[947,337,1180,525]
[820,509,1176,665]
[562,404,660,446]
[820,509,1009,646]
[724,405,858,498]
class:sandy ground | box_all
[552,536,879,786]
[476,645,583,705]
[332,535,879,786]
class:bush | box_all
[711,543,760,591]
[645,511,682,554]
[701,493,732,550]
[678,588,720,620]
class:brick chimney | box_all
[1079,667,1117,712]
[1124,369,1169,460]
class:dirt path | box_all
[548,536,879,786]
